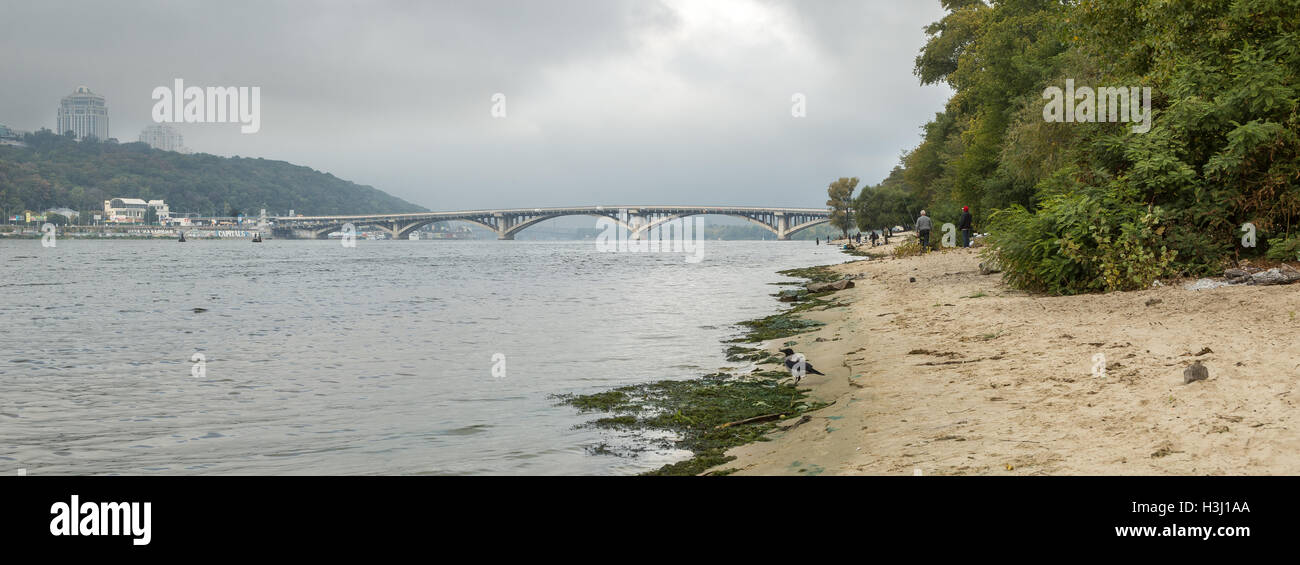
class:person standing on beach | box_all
[958,206,973,248]
[916,210,933,252]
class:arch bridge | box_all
[272,206,830,240]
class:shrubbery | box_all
[983,190,1178,294]
[887,0,1300,294]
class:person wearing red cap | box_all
[958,206,973,248]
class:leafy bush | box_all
[1265,237,1300,262]
[983,191,1177,294]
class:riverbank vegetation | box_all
[852,0,1300,294]
[562,371,827,476]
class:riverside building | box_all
[103,198,169,223]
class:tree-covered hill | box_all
[0,129,427,217]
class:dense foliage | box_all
[869,0,1300,294]
[0,129,426,218]
[853,166,925,232]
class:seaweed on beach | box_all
[724,345,783,365]
[733,311,825,342]
[841,246,886,259]
[775,265,841,284]
[560,260,841,475]
[559,372,826,476]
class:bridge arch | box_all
[631,211,830,240]
[391,212,637,240]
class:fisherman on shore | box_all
[916,210,933,252]
[959,206,973,248]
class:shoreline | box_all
[561,250,856,475]
[710,239,1300,476]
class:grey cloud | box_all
[0,0,952,210]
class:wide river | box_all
[0,238,845,475]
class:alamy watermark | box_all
[791,93,806,117]
[1043,79,1151,134]
[190,352,206,378]
[1092,352,1106,378]
[595,209,705,263]
[491,353,506,379]
[341,222,357,248]
[491,93,507,118]
[152,79,261,133]
[41,223,56,247]
[50,494,151,546]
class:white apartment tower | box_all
[57,86,109,140]
[138,124,187,152]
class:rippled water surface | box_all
[0,238,845,475]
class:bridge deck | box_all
[272,205,831,240]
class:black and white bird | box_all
[779,348,825,384]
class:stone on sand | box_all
[1183,360,1209,384]
[807,280,854,292]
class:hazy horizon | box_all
[0,1,952,211]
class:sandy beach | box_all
[715,239,1300,475]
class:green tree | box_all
[826,177,859,239]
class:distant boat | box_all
[252,233,263,243]
[178,232,186,242]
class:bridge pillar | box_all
[775,212,790,240]
[494,213,515,240]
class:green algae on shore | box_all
[774,265,841,284]
[560,372,825,476]
[724,345,783,365]
[728,264,857,342]
[734,311,825,342]
[560,261,851,475]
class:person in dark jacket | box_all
[958,206,973,248]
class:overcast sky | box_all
[0,0,951,210]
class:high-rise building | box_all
[138,124,188,153]
[56,86,109,140]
